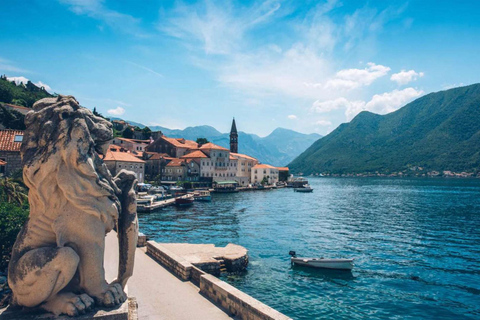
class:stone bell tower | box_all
[230,118,238,153]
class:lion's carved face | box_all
[22,95,120,223]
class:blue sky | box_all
[1,0,479,136]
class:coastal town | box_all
[1,108,290,189]
[1,1,480,318]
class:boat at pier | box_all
[175,193,194,206]
[289,251,354,270]
[193,190,211,201]
[287,177,309,188]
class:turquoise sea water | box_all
[138,178,480,319]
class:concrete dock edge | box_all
[147,241,292,320]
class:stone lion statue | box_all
[7,96,138,316]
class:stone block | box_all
[137,233,147,247]
[0,296,138,320]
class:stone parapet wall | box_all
[200,274,292,320]
[190,266,206,286]
[146,241,291,320]
[146,242,192,281]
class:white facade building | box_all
[231,153,258,186]
[251,164,279,185]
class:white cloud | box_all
[161,0,282,55]
[324,62,391,90]
[287,114,297,120]
[107,107,126,116]
[7,76,52,93]
[312,87,424,121]
[59,0,146,37]
[390,69,424,85]
[35,81,52,92]
[345,87,424,120]
[316,120,332,126]
[124,61,163,78]
[311,97,363,114]
[7,76,30,85]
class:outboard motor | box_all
[289,251,296,258]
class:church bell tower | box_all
[230,118,238,153]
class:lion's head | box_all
[22,95,120,226]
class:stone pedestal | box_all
[0,297,138,320]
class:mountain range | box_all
[289,83,480,175]
[111,118,322,167]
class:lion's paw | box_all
[43,292,94,316]
[96,283,127,307]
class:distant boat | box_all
[193,190,211,201]
[287,177,308,188]
[289,251,354,270]
[294,184,313,192]
[175,193,194,206]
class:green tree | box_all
[142,126,152,139]
[0,202,29,271]
[196,137,209,146]
[122,127,134,139]
[0,177,28,206]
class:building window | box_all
[14,135,23,142]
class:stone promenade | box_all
[104,232,233,320]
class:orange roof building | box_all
[103,145,145,182]
[252,163,279,185]
[0,130,24,175]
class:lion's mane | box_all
[21,96,121,228]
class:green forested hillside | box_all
[0,76,53,108]
[289,83,480,175]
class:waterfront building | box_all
[251,164,279,185]
[0,129,23,175]
[146,135,198,158]
[112,137,150,154]
[277,167,290,182]
[230,152,258,186]
[142,151,173,181]
[197,143,238,182]
[230,118,238,153]
[164,158,200,181]
[1,103,31,115]
[104,145,146,183]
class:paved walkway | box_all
[104,232,233,320]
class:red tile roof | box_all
[253,164,278,169]
[166,158,185,167]
[181,150,208,158]
[146,152,171,160]
[277,167,289,171]
[162,136,198,149]
[116,137,150,144]
[0,130,24,152]
[230,152,257,161]
[104,148,145,163]
[3,104,31,115]
[199,142,229,151]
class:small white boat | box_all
[289,251,354,270]
[193,190,211,201]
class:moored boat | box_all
[175,193,194,206]
[289,251,354,270]
[193,190,211,201]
